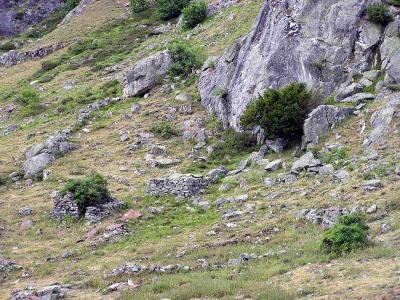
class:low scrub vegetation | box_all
[150,122,179,138]
[320,213,370,257]
[367,4,393,24]
[156,0,190,20]
[210,130,258,160]
[241,83,311,139]
[168,39,203,76]
[61,172,110,215]
[182,0,207,30]
[13,86,43,116]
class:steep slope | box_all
[0,0,400,299]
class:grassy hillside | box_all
[1,0,400,299]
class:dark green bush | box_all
[64,0,81,12]
[156,0,190,20]
[182,0,207,30]
[367,4,393,24]
[168,40,203,76]
[150,122,179,138]
[130,0,152,13]
[209,130,258,160]
[61,172,110,215]
[389,0,400,6]
[240,83,311,139]
[0,41,17,52]
[41,59,62,72]
[320,213,370,257]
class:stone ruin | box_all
[146,173,209,198]
[50,191,124,223]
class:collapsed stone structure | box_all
[146,173,209,198]
[0,43,65,68]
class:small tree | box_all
[182,0,207,30]
[367,4,393,24]
[156,0,190,20]
[130,0,150,13]
[320,213,370,257]
[168,39,203,76]
[240,83,311,139]
[61,172,110,215]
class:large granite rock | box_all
[146,173,208,198]
[0,0,64,36]
[23,130,75,177]
[303,105,354,145]
[198,0,384,129]
[123,50,173,98]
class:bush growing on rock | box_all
[61,172,110,215]
[367,4,393,24]
[320,213,369,257]
[156,0,190,20]
[240,83,311,139]
[168,39,203,76]
[182,0,207,30]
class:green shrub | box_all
[100,80,122,97]
[209,130,258,160]
[150,122,179,138]
[182,0,207,30]
[240,83,311,139]
[168,39,203,76]
[130,0,152,13]
[320,213,370,257]
[41,59,62,72]
[0,41,17,52]
[64,0,81,12]
[389,0,400,6]
[61,172,110,215]
[318,147,349,169]
[367,4,393,24]
[14,86,43,116]
[156,0,190,20]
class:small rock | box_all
[366,204,377,214]
[20,220,33,231]
[264,159,282,172]
[175,92,192,102]
[362,180,383,191]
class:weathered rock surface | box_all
[296,207,350,228]
[123,50,173,98]
[303,105,354,145]
[0,43,65,68]
[60,0,94,25]
[146,173,208,198]
[291,152,321,173]
[199,0,385,129]
[0,0,64,36]
[23,130,75,177]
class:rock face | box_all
[23,130,75,177]
[0,0,64,36]
[199,0,385,129]
[60,0,94,25]
[146,173,208,198]
[303,105,354,145]
[0,43,65,68]
[123,50,173,98]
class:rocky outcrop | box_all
[199,0,387,129]
[207,0,240,16]
[0,43,65,68]
[0,0,64,36]
[60,0,94,25]
[291,152,321,173]
[123,50,173,98]
[363,91,400,147]
[303,105,354,145]
[23,130,75,177]
[146,173,208,198]
[296,207,350,228]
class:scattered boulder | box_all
[303,105,354,146]
[296,207,349,228]
[23,130,75,177]
[11,284,71,300]
[176,92,192,102]
[291,152,321,173]
[265,138,287,153]
[123,50,173,98]
[362,180,383,191]
[341,93,376,103]
[264,159,282,172]
[17,207,33,217]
